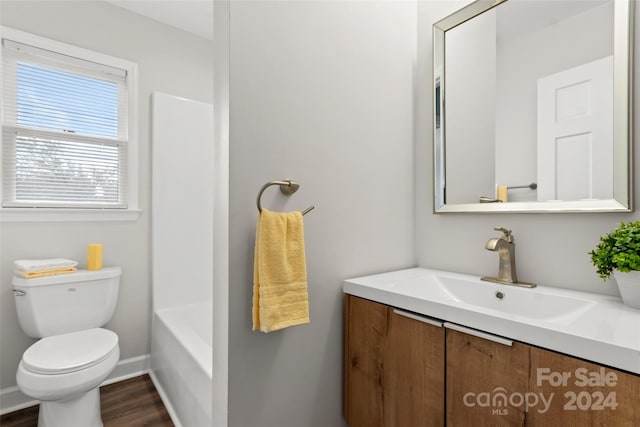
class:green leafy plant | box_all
[590,221,640,280]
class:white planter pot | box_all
[613,270,640,309]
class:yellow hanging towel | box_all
[253,208,310,333]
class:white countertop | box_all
[343,268,640,375]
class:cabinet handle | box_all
[392,309,443,328]
[444,322,513,347]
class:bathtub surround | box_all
[150,93,214,309]
[0,0,213,399]
[150,93,214,426]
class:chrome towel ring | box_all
[256,179,315,215]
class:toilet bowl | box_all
[17,328,120,427]
[13,267,122,427]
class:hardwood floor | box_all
[0,374,174,427]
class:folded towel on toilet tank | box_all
[14,258,78,272]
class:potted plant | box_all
[589,221,640,309]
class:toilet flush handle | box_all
[13,289,26,296]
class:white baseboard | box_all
[0,385,36,417]
[0,354,151,416]
[101,354,151,386]
[148,370,183,427]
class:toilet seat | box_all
[22,328,118,375]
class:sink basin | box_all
[432,275,598,322]
[349,268,601,324]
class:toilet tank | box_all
[13,267,121,338]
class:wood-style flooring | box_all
[0,374,174,427]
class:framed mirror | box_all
[433,0,633,213]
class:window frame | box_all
[0,26,139,222]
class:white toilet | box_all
[13,267,121,427]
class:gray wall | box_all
[0,1,213,390]
[228,1,416,426]
[416,1,639,296]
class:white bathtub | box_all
[151,301,212,427]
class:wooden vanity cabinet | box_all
[526,347,640,426]
[447,331,640,426]
[344,295,640,426]
[344,295,445,427]
[446,329,529,426]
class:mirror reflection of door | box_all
[433,0,634,212]
[537,56,613,201]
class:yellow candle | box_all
[496,185,508,203]
[87,244,103,270]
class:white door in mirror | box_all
[537,55,613,201]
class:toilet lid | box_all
[23,328,118,375]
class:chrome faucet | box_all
[481,227,536,288]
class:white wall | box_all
[445,9,496,203]
[228,2,416,426]
[212,2,230,426]
[416,0,640,296]
[0,1,213,390]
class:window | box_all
[1,27,138,220]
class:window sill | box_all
[0,208,141,222]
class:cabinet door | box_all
[344,295,388,426]
[527,346,640,426]
[384,307,445,426]
[446,328,529,426]
[344,295,445,427]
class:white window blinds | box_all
[2,36,130,208]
